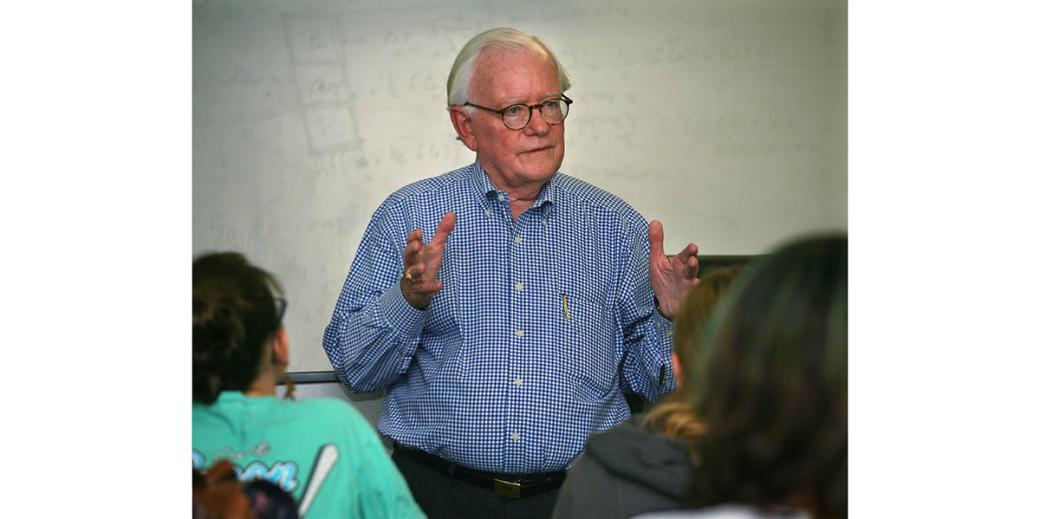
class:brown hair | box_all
[193,252,285,404]
[690,235,847,518]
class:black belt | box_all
[393,443,566,499]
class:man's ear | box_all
[449,106,478,152]
[272,328,290,367]
[671,352,684,391]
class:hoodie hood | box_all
[584,418,694,501]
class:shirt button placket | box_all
[507,211,524,470]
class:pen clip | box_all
[561,293,570,320]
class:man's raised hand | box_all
[648,220,700,320]
[401,212,456,309]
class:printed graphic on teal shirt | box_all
[193,442,341,515]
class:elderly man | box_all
[323,27,699,518]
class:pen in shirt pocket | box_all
[561,292,570,320]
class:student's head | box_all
[643,266,744,439]
[671,266,746,390]
[690,234,847,517]
[447,27,572,192]
[193,459,299,519]
[241,479,300,519]
[193,252,288,405]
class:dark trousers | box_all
[392,448,562,519]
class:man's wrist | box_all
[654,296,672,321]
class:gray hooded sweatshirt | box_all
[552,418,694,519]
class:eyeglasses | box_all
[273,297,287,325]
[464,94,573,130]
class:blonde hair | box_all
[642,266,745,440]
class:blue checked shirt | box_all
[323,161,675,474]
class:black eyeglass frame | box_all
[273,297,288,326]
[463,94,574,130]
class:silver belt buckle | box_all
[493,478,522,498]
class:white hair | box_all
[446,27,572,109]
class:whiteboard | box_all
[193,0,847,372]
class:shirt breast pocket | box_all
[559,290,618,402]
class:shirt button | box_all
[514,235,522,245]
[515,329,525,338]
[515,282,524,292]
[485,209,491,217]
[514,377,523,386]
[497,194,505,202]
[511,432,521,442]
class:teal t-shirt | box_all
[192,391,424,518]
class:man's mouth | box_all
[521,145,552,155]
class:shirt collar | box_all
[468,160,558,211]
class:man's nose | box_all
[523,106,550,136]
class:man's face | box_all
[460,47,566,192]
